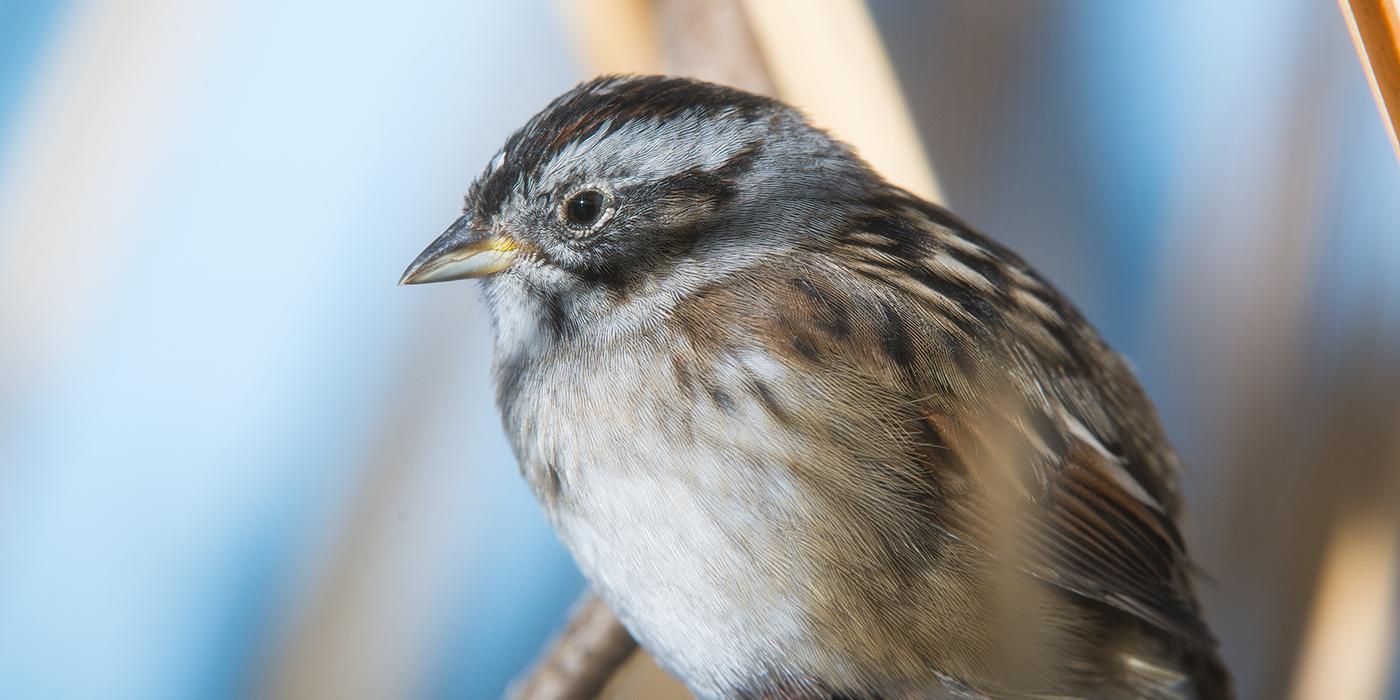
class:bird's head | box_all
[400,76,874,339]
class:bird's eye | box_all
[564,189,606,228]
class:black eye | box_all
[564,189,606,227]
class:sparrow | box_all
[401,76,1232,699]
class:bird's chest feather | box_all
[498,339,896,695]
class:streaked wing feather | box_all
[837,196,1213,644]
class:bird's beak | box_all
[399,213,520,285]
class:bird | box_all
[400,75,1232,699]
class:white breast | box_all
[507,341,844,697]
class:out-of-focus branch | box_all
[1287,509,1400,700]
[738,0,943,204]
[1338,0,1400,160]
[507,593,638,700]
[553,0,662,76]
[1284,338,1400,700]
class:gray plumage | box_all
[402,76,1231,699]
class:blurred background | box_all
[1,1,1398,698]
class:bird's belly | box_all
[507,345,980,697]
[548,449,836,698]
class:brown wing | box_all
[832,195,1215,645]
[940,399,1212,643]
